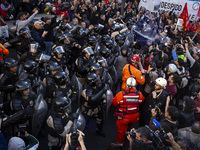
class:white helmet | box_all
[155,77,167,88]
[126,77,136,88]
[168,64,177,73]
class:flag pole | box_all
[192,30,199,40]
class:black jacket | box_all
[31,27,45,51]
[43,16,61,42]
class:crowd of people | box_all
[0,0,200,150]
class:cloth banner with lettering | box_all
[139,0,200,21]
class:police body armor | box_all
[47,113,72,138]
[81,85,103,108]
[118,90,140,115]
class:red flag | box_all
[180,3,191,32]
[104,0,109,5]
[190,21,199,32]
[197,5,200,17]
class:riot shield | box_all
[94,42,100,54]
[109,66,118,85]
[77,113,86,131]
[35,53,51,63]
[32,94,48,136]
[18,63,23,76]
[103,89,113,125]
[71,74,82,106]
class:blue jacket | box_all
[0,131,7,150]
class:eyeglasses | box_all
[155,84,160,86]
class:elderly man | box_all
[31,21,48,51]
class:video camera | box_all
[145,120,170,150]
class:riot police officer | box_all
[17,28,34,58]
[75,47,95,84]
[46,97,73,150]
[50,46,68,73]
[92,60,113,90]
[53,71,72,98]
[56,22,71,37]
[10,80,36,133]
[0,58,19,105]
[88,36,98,50]
[43,61,61,109]
[20,60,39,84]
[19,42,41,63]
[102,34,111,45]
[81,73,109,137]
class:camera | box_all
[19,126,26,136]
[145,125,169,150]
[147,59,156,71]
[155,129,169,142]
[125,129,136,139]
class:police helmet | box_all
[102,34,110,43]
[86,73,99,87]
[115,34,124,46]
[53,46,65,56]
[23,60,38,74]
[90,63,102,75]
[54,97,71,114]
[4,58,18,68]
[121,32,126,41]
[59,22,71,32]
[97,57,108,67]
[55,34,70,45]
[15,80,30,91]
[88,36,97,46]
[100,47,111,58]
[54,71,68,85]
[47,61,60,71]
[19,28,31,38]
[81,47,94,56]
[105,40,113,49]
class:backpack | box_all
[176,67,188,89]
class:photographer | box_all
[141,77,170,125]
[127,127,154,150]
[8,131,39,150]
[149,106,179,136]
[127,128,181,150]
[64,130,86,150]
